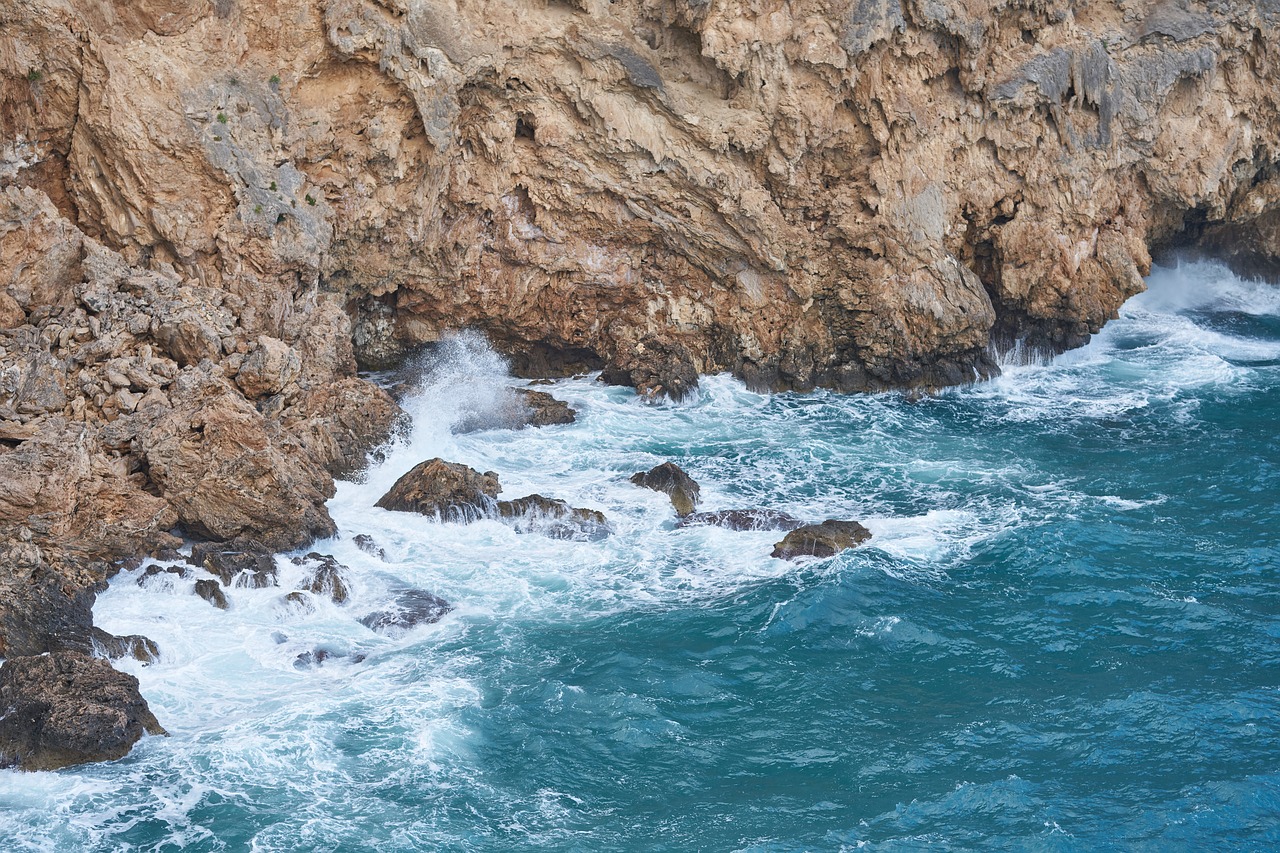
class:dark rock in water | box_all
[630,462,701,517]
[194,579,229,610]
[771,520,872,560]
[677,509,805,532]
[352,534,387,561]
[0,567,97,657]
[149,548,184,562]
[0,651,166,772]
[375,458,500,521]
[514,388,576,427]
[496,495,612,541]
[137,563,190,587]
[90,627,160,664]
[291,553,351,604]
[601,336,699,401]
[279,591,316,615]
[360,588,452,637]
[189,540,277,588]
[293,647,368,670]
[452,388,576,434]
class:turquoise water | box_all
[2,261,1279,850]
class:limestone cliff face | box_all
[2,1,1280,558]
[7,0,1280,402]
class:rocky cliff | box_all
[2,0,1279,765]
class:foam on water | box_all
[3,260,1280,850]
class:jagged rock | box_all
[359,588,452,638]
[0,651,166,772]
[90,627,160,664]
[235,336,301,399]
[287,378,407,479]
[515,389,576,427]
[496,495,612,541]
[291,552,351,604]
[771,520,873,560]
[375,459,500,521]
[630,463,701,517]
[193,579,229,610]
[602,338,700,401]
[352,534,386,560]
[0,557,96,658]
[677,509,805,532]
[453,387,576,433]
[189,541,277,589]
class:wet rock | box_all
[630,462,701,517]
[359,588,452,638]
[90,627,160,664]
[136,563,190,587]
[375,458,500,521]
[0,561,97,658]
[194,579,229,609]
[771,520,872,560]
[278,591,316,616]
[291,552,351,604]
[189,540,277,588]
[496,495,612,541]
[293,647,368,669]
[602,337,699,401]
[452,387,576,433]
[0,650,166,772]
[352,534,386,560]
[677,509,805,532]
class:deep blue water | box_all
[1,261,1278,850]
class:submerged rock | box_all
[293,647,367,670]
[496,495,612,541]
[194,579,229,610]
[677,509,805,532]
[359,588,452,638]
[0,651,166,772]
[375,458,500,521]
[514,389,576,427]
[291,553,351,604]
[352,534,386,560]
[189,541,277,589]
[771,520,872,560]
[278,591,316,616]
[90,627,160,664]
[630,462,701,517]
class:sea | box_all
[1,260,1278,851]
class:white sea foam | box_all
[4,258,1278,849]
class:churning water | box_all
[2,260,1279,850]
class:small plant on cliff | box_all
[254,204,263,214]
[269,181,277,191]
[27,69,43,83]
[305,194,316,206]
[216,112,228,124]
[269,74,281,86]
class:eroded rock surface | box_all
[772,520,873,560]
[0,651,166,772]
[375,458,501,521]
[631,463,702,517]
[359,588,453,638]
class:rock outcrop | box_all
[359,588,453,638]
[772,520,873,560]
[0,651,166,772]
[677,509,805,532]
[631,463,702,517]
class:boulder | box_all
[359,588,452,638]
[771,520,872,560]
[291,553,351,604]
[0,651,166,772]
[496,495,612,541]
[452,388,576,433]
[630,462,701,517]
[90,627,160,664]
[235,336,302,399]
[193,579,229,609]
[189,541,277,588]
[677,509,805,532]
[375,459,500,521]
[278,591,316,616]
